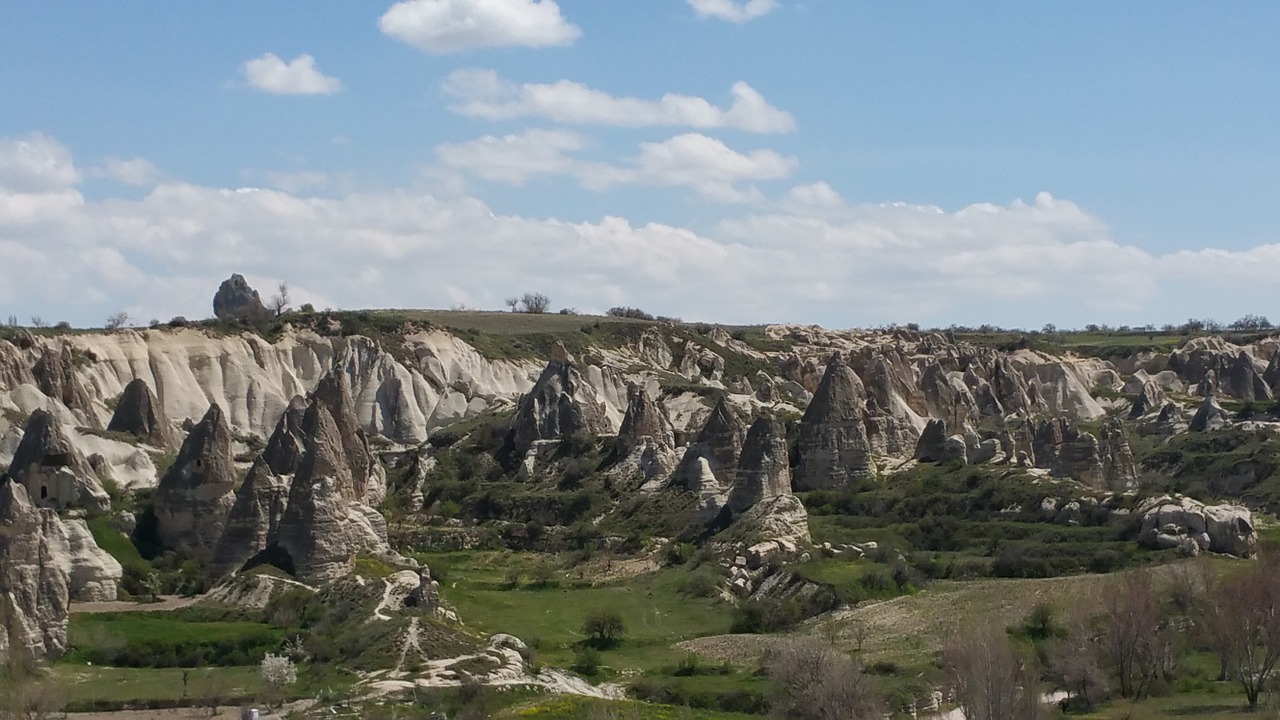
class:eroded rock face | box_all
[609,385,678,486]
[107,378,173,448]
[794,354,873,490]
[208,460,291,580]
[728,417,791,514]
[312,371,383,504]
[262,396,308,476]
[1129,380,1166,419]
[32,343,96,423]
[1033,418,1104,488]
[44,515,122,602]
[1223,352,1272,404]
[672,396,746,521]
[275,404,391,584]
[0,477,70,664]
[914,419,950,463]
[7,410,109,512]
[1190,395,1230,432]
[212,273,270,321]
[502,344,610,465]
[1100,419,1137,490]
[153,404,236,563]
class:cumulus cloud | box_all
[4,132,1280,330]
[437,130,794,201]
[379,0,580,53]
[241,53,342,95]
[0,133,80,193]
[580,133,796,202]
[443,69,795,133]
[689,0,779,23]
[435,129,584,184]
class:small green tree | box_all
[583,609,625,649]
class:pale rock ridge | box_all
[312,369,384,505]
[1139,495,1256,558]
[44,514,123,602]
[0,477,70,664]
[793,354,872,490]
[107,378,174,448]
[7,409,110,512]
[153,404,236,563]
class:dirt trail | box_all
[71,595,198,614]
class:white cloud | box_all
[0,133,79,193]
[689,0,779,23]
[435,129,584,184]
[241,53,342,95]
[437,130,795,201]
[443,69,795,133]
[4,133,1280,330]
[580,133,797,202]
[379,0,580,53]
[92,157,163,187]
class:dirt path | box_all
[71,595,198,614]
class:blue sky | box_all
[1,0,1278,329]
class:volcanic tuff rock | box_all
[502,343,611,464]
[208,459,291,580]
[914,419,949,463]
[672,396,746,520]
[107,378,174,448]
[609,384,678,485]
[312,370,384,505]
[793,354,872,490]
[45,514,123,602]
[1139,495,1256,558]
[153,404,236,563]
[727,417,791,514]
[1033,418,1105,488]
[1190,395,1230,432]
[212,273,270,321]
[0,477,70,664]
[7,409,110,512]
[1223,351,1272,404]
[32,343,96,424]
[1100,419,1138,490]
[1129,380,1167,419]
[262,395,309,475]
[276,403,391,584]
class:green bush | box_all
[572,646,601,676]
[582,609,625,649]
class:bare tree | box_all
[520,292,550,314]
[27,317,45,329]
[270,282,290,317]
[105,310,129,331]
[1102,569,1180,700]
[1214,554,1280,710]
[763,639,878,720]
[943,622,1041,720]
[1049,616,1108,711]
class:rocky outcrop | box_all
[153,404,236,563]
[0,477,70,664]
[212,273,270,321]
[275,404,391,584]
[921,363,977,431]
[312,371,383,505]
[7,410,109,512]
[672,396,746,521]
[794,354,873,490]
[1033,418,1104,488]
[32,343,96,423]
[208,460,291,580]
[45,515,122,602]
[609,385,678,485]
[1150,402,1187,436]
[1223,352,1272,404]
[1099,419,1137,490]
[502,343,610,465]
[262,396,308,476]
[727,417,791,514]
[1138,496,1256,558]
[1129,380,1166,419]
[913,419,949,463]
[107,378,173,448]
[1189,395,1230,432]
[734,494,811,552]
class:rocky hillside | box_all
[2,311,1278,667]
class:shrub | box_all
[572,646,601,676]
[606,306,655,321]
[583,609,625,649]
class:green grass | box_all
[51,665,262,708]
[414,551,733,672]
[64,612,288,667]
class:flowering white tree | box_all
[259,653,297,707]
